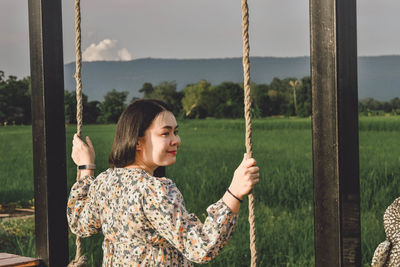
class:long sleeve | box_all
[67,174,102,237]
[141,177,238,264]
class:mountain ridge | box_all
[64,56,400,101]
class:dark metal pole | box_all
[310,0,361,266]
[28,0,69,266]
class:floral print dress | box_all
[67,168,238,266]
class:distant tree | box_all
[210,82,244,118]
[296,76,312,117]
[251,83,270,117]
[289,79,300,115]
[389,97,400,111]
[0,73,31,124]
[143,81,183,116]
[358,101,366,114]
[267,77,293,116]
[379,97,400,114]
[0,72,6,122]
[181,80,212,118]
[64,90,77,123]
[139,82,154,98]
[391,97,400,115]
[383,101,392,113]
[359,98,383,113]
[85,100,101,123]
[98,89,128,123]
[64,90,101,124]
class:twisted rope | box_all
[68,0,86,266]
[67,238,87,267]
[241,0,257,266]
[74,0,83,137]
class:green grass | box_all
[0,116,399,266]
[0,126,34,203]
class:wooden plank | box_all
[28,0,69,266]
[0,253,40,267]
[310,0,361,266]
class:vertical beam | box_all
[28,0,69,266]
[310,0,361,266]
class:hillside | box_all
[64,56,400,101]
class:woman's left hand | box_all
[71,134,95,166]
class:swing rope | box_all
[240,0,257,266]
[68,0,87,266]
[74,0,83,138]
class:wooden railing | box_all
[0,253,40,267]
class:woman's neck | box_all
[124,163,155,175]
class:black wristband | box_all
[226,188,243,203]
[78,164,96,170]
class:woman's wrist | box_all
[226,188,243,203]
[77,163,96,170]
[79,169,94,177]
[77,163,95,177]
[222,191,240,214]
[228,186,244,200]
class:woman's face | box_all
[136,111,181,172]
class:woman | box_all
[68,99,259,266]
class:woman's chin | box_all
[157,160,176,167]
[166,161,176,166]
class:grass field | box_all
[1,116,399,266]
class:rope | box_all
[241,0,257,266]
[67,239,87,267]
[74,0,83,137]
[69,0,86,266]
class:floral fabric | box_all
[67,168,238,266]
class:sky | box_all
[1,0,400,78]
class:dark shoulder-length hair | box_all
[108,99,170,168]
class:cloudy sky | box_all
[1,0,400,78]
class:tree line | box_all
[1,70,400,125]
[359,97,400,116]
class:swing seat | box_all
[0,253,40,267]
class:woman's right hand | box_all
[71,134,95,166]
[228,153,260,199]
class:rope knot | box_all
[67,255,87,267]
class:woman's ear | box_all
[136,138,143,151]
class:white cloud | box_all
[82,39,132,61]
[117,48,132,61]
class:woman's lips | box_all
[167,150,177,155]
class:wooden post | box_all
[28,0,69,266]
[310,0,361,266]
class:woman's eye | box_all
[162,132,169,136]
[174,130,179,135]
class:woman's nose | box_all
[171,135,181,146]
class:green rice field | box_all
[1,116,400,266]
